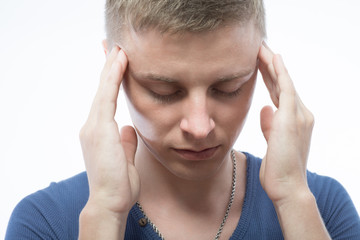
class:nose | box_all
[179,95,215,139]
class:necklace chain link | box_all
[136,149,237,240]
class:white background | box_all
[1,0,359,238]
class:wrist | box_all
[83,196,132,218]
[273,187,315,212]
[79,201,129,240]
[86,189,136,214]
[272,189,331,240]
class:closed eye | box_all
[150,85,243,103]
[211,86,243,98]
[149,90,183,103]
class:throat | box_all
[136,147,236,208]
[136,150,238,240]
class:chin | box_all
[168,164,222,181]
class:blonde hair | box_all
[105,0,266,46]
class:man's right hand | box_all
[78,47,139,239]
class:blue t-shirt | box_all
[6,153,360,239]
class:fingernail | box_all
[120,49,127,57]
[118,49,128,64]
[117,49,124,59]
[262,41,269,48]
[112,45,119,52]
[106,46,120,59]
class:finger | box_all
[87,47,121,121]
[273,55,295,95]
[258,62,279,107]
[260,105,274,142]
[258,44,279,107]
[120,126,138,165]
[92,49,128,122]
[258,43,277,82]
[259,44,297,112]
[273,54,297,112]
[100,46,121,81]
[262,41,273,53]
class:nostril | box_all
[209,118,215,129]
[180,117,215,139]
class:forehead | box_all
[122,22,261,81]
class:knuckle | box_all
[306,111,315,128]
[79,128,85,141]
[296,114,306,127]
[296,109,315,129]
[79,124,92,142]
[79,122,101,142]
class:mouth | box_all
[172,146,220,161]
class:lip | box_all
[173,146,220,161]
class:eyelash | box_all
[212,87,243,98]
[150,91,183,103]
[150,87,242,104]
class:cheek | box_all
[214,77,256,137]
[124,80,178,141]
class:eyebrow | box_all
[130,68,255,83]
[133,72,177,83]
[217,68,255,82]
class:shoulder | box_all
[6,172,89,240]
[306,171,357,216]
[242,152,360,239]
[307,171,360,239]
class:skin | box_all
[123,24,259,181]
[78,21,331,240]
[122,24,258,239]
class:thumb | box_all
[260,105,274,142]
[120,125,138,165]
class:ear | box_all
[102,39,109,56]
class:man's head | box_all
[105,0,266,48]
[102,0,265,180]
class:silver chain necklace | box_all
[136,149,237,240]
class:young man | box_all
[6,0,360,239]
